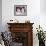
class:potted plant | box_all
[36,25,45,46]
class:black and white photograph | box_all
[14,5,27,16]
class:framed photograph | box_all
[14,5,27,16]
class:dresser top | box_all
[7,23,34,25]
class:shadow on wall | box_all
[40,0,46,13]
[0,0,2,32]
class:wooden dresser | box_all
[7,23,34,46]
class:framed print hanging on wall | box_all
[14,5,27,16]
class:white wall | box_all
[40,0,46,13]
[2,0,46,46]
[40,0,46,31]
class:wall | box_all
[40,0,46,31]
[0,0,2,32]
[40,0,46,13]
[2,0,46,46]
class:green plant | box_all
[36,25,45,42]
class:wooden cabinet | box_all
[7,23,34,46]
